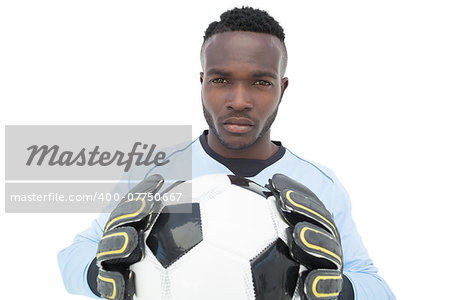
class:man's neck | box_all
[206,131,279,160]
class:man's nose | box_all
[226,83,253,111]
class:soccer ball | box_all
[130,174,300,300]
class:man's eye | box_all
[254,80,272,86]
[211,78,228,84]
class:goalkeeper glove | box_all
[268,173,343,300]
[96,174,164,300]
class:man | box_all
[58,7,395,299]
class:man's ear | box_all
[280,77,289,101]
[200,72,204,84]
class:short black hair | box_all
[201,7,288,75]
[203,6,285,43]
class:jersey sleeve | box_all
[57,213,107,298]
[330,175,396,300]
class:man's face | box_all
[200,31,288,152]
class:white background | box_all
[1,1,449,299]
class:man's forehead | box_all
[205,30,281,45]
[202,31,284,73]
[203,31,283,56]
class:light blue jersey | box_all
[58,132,395,299]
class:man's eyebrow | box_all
[251,71,278,80]
[206,68,232,77]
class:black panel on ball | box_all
[250,238,299,300]
[146,203,202,268]
[228,175,272,198]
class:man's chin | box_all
[208,125,261,151]
[217,134,258,151]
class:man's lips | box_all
[223,117,255,126]
[222,117,254,134]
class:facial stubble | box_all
[202,103,279,151]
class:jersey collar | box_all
[199,130,286,177]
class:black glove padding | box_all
[96,174,165,300]
[267,173,343,300]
